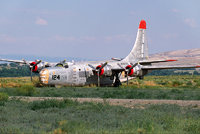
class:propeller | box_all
[30,60,42,81]
[88,62,108,87]
[96,62,108,87]
[118,63,138,85]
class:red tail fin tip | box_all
[139,20,146,29]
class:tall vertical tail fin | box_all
[122,20,149,63]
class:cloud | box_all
[184,18,198,28]
[81,36,96,41]
[35,18,48,25]
[171,9,180,13]
[55,35,76,41]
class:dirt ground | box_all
[9,96,200,108]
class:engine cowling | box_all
[30,62,38,72]
[125,65,134,76]
[96,65,104,76]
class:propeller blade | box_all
[32,60,42,68]
[130,63,138,70]
[88,64,96,70]
[99,62,108,70]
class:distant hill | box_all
[149,48,200,69]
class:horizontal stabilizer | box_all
[111,58,123,61]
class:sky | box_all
[0,0,200,60]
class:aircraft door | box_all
[77,66,87,85]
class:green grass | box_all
[0,92,8,106]
[1,75,200,133]
[0,75,200,100]
[1,75,200,88]
[0,99,200,134]
[1,86,200,100]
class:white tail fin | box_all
[122,20,148,63]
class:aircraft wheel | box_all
[139,76,144,80]
[113,73,121,87]
[114,79,121,87]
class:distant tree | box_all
[0,64,38,77]
[148,69,199,76]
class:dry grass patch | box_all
[143,81,158,86]
[0,77,39,88]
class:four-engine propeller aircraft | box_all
[38,20,200,87]
[0,58,72,81]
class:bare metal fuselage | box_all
[39,60,147,86]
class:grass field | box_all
[0,75,200,100]
[0,99,200,134]
[1,75,200,89]
[0,75,200,133]
[1,86,200,100]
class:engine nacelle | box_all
[30,61,46,73]
[96,65,112,76]
[96,65,104,76]
[127,65,149,77]
[125,65,134,76]
[30,62,38,72]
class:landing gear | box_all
[113,73,121,87]
[139,76,144,80]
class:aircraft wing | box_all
[0,58,29,64]
[139,59,177,65]
[141,65,200,70]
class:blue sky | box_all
[0,0,199,60]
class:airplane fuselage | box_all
[39,61,148,86]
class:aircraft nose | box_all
[39,69,49,84]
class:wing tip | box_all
[166,59,177,62]
[139,20,146,29]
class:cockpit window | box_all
[56,63,63,67]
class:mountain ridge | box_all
[149,48,200,68]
